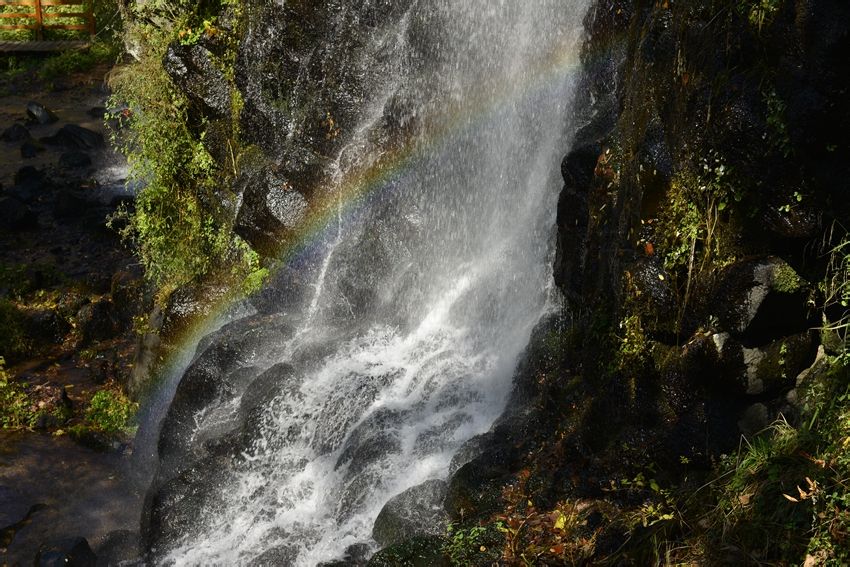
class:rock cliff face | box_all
[431,0,850,563]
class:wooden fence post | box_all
[34,0,43,41]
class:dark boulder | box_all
[712,257,811,345]
[13,165,46,192]
[740,331,818,397]
[27,308,71,344]
[0,196,37,230]
[1,123,30,142]
[77,299,118,344]
[26,101,59,125]
[42,124,104,150]
[35,537,96,567]
[21,140,45,159]
[162,43,232,120]
[142,453,231,558]
[372,479,449,547]
[59,151,93,170]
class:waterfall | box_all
[147,0,589,564]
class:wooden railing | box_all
[0,0,95,40]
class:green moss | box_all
[772,262,803,293]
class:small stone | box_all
[26,101,59,125]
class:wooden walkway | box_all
[0,39,89,52]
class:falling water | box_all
[149,0,589,564]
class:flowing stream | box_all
[151,1,589,564]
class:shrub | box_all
[108,0,265,302]
[0,358,32,429]
[85,389,137,433]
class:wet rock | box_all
[366,535,448,567]
[155,314,294,478]
[246,546,299,566]
[712,257,811,345]
[26,101,59,125]
[626,256,676,336]
[0,196,37,230]
[87,106,107,119]
[445,456,510,522]
[762,202,821,239]
[741,332,817,396]
[234,166,309,255]
[142,454,230,558]
[59,151,93,170]
[42,124,104,150]
[318,543,372,567]
[94,530,140,566]
[162,43,232,120]
[35,537,97,567]
[1,123,30,142]
[21,139,46,159]
[372,479,449,547]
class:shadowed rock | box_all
[372,479,448,547]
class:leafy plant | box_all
[85,389,137,433]
[743,0,782,32]
[820,224,850,359]
[656,151,740,333]
[0,358,32,429]
[764,88,792,158]
[443,523,492,566]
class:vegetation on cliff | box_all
[108,0,267,305]
[419,0,850,565]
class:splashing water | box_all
[151,0,589,564]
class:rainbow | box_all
[140,25,589,400]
